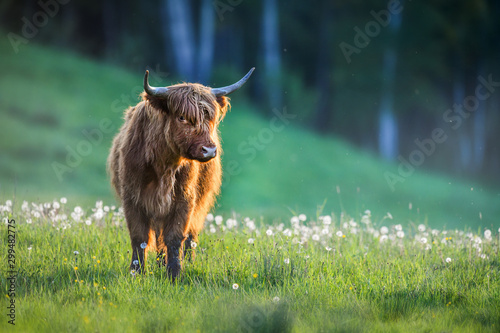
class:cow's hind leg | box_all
[124,203,150,274]
[183,233,197,262]
[155,229,166,267]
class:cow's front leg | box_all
[124,202,150,274]
[164,231,186,281]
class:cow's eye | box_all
[178,116,186,122]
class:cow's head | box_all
[142,68,254,163]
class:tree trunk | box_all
[197,0,215,84]
[262,0,282,108]
[163,0,195,81]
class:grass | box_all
[0,36,499,228]
[1,200,499,332]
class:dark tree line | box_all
[2,0,500,183]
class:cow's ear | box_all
[216,96,230,120]
[142,92,170,113]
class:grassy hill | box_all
[0,37,499,228]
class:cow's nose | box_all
[202,146,217,158]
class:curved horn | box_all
[143,70,169,96]
[211,67,255,97]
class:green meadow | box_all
[1,38,500,332]
[1,202,499,332]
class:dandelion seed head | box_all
[248,238,254,244]
[336,231,343,237]
[284,258,290,264]
[418,224,426,232]
[232,283,239,290]
[191,241,197,249]
[446,257,452,263]
[74,251,79,255]
[290,216,300,224]
[322,216,332,225]
[273,296,280,303]
[85,219,92,226]
[395,224,403,231]
[133,260,139,265]
[26,218,32,224]
[266,229,273,236]
[484,229,492,239]
[140,242,147,249]
[312,234,320,241]
[380,226,389,235]
[397,231,405,238]
[420,237,427,244]
[206,213,214,222]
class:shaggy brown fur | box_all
[108,82,230,280]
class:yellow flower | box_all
[74,266,78,270]
[97,260,100,264]
[83,316,90,324]
[82,297,85,301]
[349,286,353,290]
[253,273,258,278]
[64,258,67,261]
[342,235,346,238]
[94,283,98,287]
[97,292,100,296]
[103,286,106,290]
[92,256,96,259]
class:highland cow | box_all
[108,68,254,280]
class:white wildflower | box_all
[445,257,452,263]
[336,231,343,237]
[284,258,290,264]
[215,215,223,225]
[53,201,60,210]
[283,229,292,237]
[60,197,67,204]
[85,219,92,226]
[273,296,280,303]
[206,213,214,222]
[418,224,426,232]
[380,226,389,235]
[396,231,404,238]
[290,216,300,224]
[322,216,332,225]
[325,246,332,251]
[395,224,402,231]
[266,229,273,236]
[312,234,320,241]
[191,241,197,249]
[232,283,239,290]
[298,214,307,222]
[248,238,254,244]
[26,218,32,224]
[484,229,492,239]
[379,235,388,243]
[420,237,427,244]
